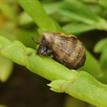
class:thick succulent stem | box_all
[0,36,107,107]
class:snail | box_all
[37,32,86,69]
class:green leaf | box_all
[43,2,62,14]
[94,38,107,53]
[0,56,13,82]
[18,0,62,32]
[81,51,103,79]
[59,0,107,30]
[15,29,38,48]
[63,23,95,34]
[98,0,107,9]
[44,2,72,23]
[94,38,107,72]
[18,12,33,25]
[100,49,107,71]
[62,0,102,24]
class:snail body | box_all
[37,32,86,69]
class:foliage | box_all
[1,0,107,107]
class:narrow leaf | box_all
[62,0,102,23]
[99,0,107,9]
[94,38,107,53]
[0,56,13,82]
[63,23,95,34]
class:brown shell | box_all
[37,32,86,69]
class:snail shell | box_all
[37,32,86,69]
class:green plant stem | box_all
[1,36,107,107]
[0,35,76,81]
[49,71,107,107]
